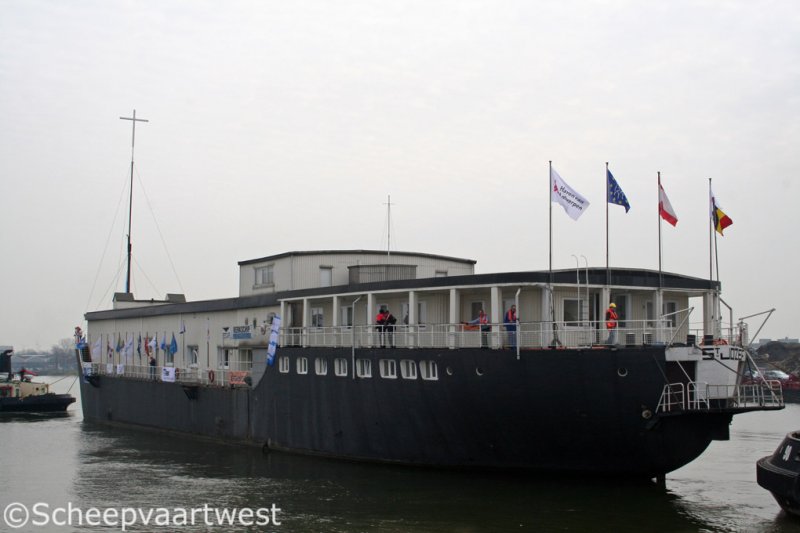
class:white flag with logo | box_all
[161,366,176,383]
[551,167,590,220]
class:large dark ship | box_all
[77,250,783,479]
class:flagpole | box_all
[709,178,714,283]
[658,172,663,289]
[549,161,553,282]
[605,162,610,286]
[548,160,558,346]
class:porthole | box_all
[446,366,453,376]
[617,367,628,377]
[475,367,484,376]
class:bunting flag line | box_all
[607,169,630,212]
[551,167,590,220]
[658,182,679,226]
[710,187,733,235]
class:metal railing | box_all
[657,380,784,413]
[85,362,251,388]
[280,319,685,350]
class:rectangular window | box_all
[563,298,581,325]
[379,359,397,379]
[435,270,447,277]
[356,358,372,378]
[278,356,290,373]
[218,348,230,369]
[400,301,428,325]
[255,265,274,287]
[311,307,324,328]
[187,345,199,366]
[296,357,308,374]
[340,306,354,327]
[400,359,417,380]
[239,349,253,371]
[420,360,438,381]
[663,301,677,328]
[334,358,348,377]
[320,267,333,287]
[470,302,486,321]
[315,358,328,376]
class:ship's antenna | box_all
[119,109,149,294]
[383,194,395,260]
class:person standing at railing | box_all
[384,309,397,348]
[605,303,619,345]
[469,309,490,348]
[148,355,156,380]
[504,305,518,349]
[376,308,389,348]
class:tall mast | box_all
[383,194,394,260]
[119,110,149,294]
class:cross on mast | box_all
[119,109,149,294]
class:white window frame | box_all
[320,266,333,288]
[254,264,274,287]
[296,357,308,375]
[379,359,397,379]
[334,358,348,377]
[340,306,354,327]
[400,359,417,380]
[562,298,582,326]
[356,358,372,378]
[278,356,290,374]
[311,307,324,328]
[663,301,678,328]
[315,357,328,376]
[420,360,438,381]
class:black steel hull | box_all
[757,430,800,517]
[79,346,735,477]
[0,393,76,413]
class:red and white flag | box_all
[659,182,678,226]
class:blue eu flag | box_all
[607,169,630,213]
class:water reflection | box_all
[73,422,714,533]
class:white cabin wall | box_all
[240,252,475,297]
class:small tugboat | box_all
[0,350,76,413]
[757,430,800,518]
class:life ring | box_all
[208,369,215,383]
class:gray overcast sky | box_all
[1,0,798,350]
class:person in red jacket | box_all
[376,308,391,348]
[504,305,518,349]
[605,302,619,345]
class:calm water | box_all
[1,378,799,533]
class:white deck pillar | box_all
[490,286,501,349]
[654,290,664,344]
[302,298,310,347]
[332,295,340,347]
[367,293,375,348]
[449,288,460,349]
[408,290,417,348]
